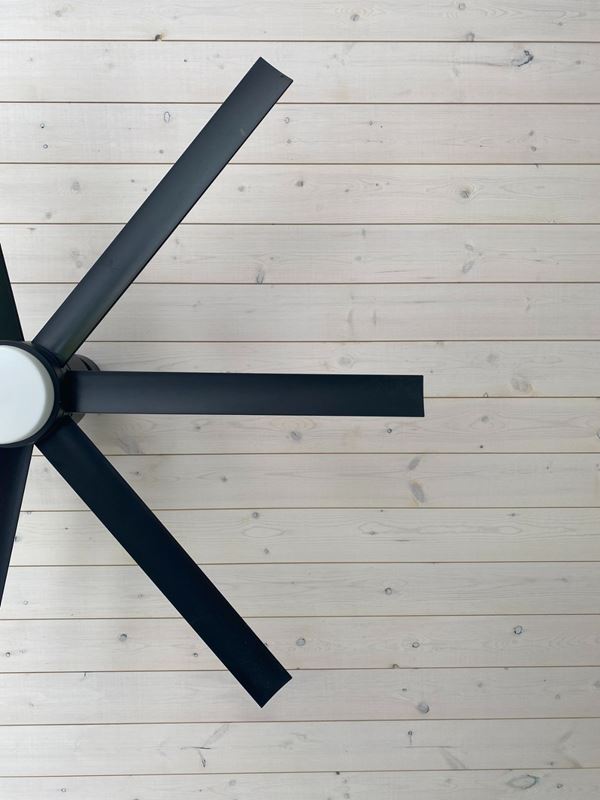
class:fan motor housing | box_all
[0,341,97,448]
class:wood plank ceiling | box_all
[0,1,599,797]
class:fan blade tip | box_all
[255,670,293,708]
[254,56,293,88]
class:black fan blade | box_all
[36,418,291,706]
[0,446,32,603]
[62,371,424,416]
[0,245,23,341]
[33,58,292,365]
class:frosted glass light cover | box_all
[0,345,55,445]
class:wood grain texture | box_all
[1,771,599,800]
[21,453,600,510]
[14,507,600,565]
[3,1,600,788]
[4,224,600,284]
[0,771,597,800]
[3,165,600,224]
[73,399,600,455]
[2,667,599,723]
[5,0,600,41]
[14,282,600,341]
[1,43,599,103]
[2,563,599,618]
[0,719,598,775]
[1,615,597,671]
[4,104,600,164]
[84,340,600,398]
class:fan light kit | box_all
[0,59,424,706]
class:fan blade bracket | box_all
[0,342,100,449]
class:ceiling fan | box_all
[0,58,424,706]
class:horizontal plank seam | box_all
[1,714,600,727]
[2,665,599,674]
[14,281,600,286]
[29,338,600,343]
[4,38,600,43]
[1,767,599,777]
[11,281,600,287]
[8,561,600,568]
[9,220,600,225]
[17,505,600,510]
[3,101,600,106]
[26,451,600,456]
[6,162,600,166]
[1,717,600,727]
[3,102,600,107]
[2,613,599,620]
[18,506,600,512]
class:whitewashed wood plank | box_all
[1,615,597,671]
[21,281,600,343]
[73,399,600,456]
[5,0,600,41]
[2,4,598,788]
[15,282,600,342]
[1,667,598,724]
[0,43,598,103]
[0,719,598,775]
[0,771,596,800]
[4,224,600,284]
[2,563,598,618]
[21,453,600,510]
[83,341,600,398]
[87,341,600,401]
[14,507,600,566]
[4,104,600,164]
[2,165,600,224]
